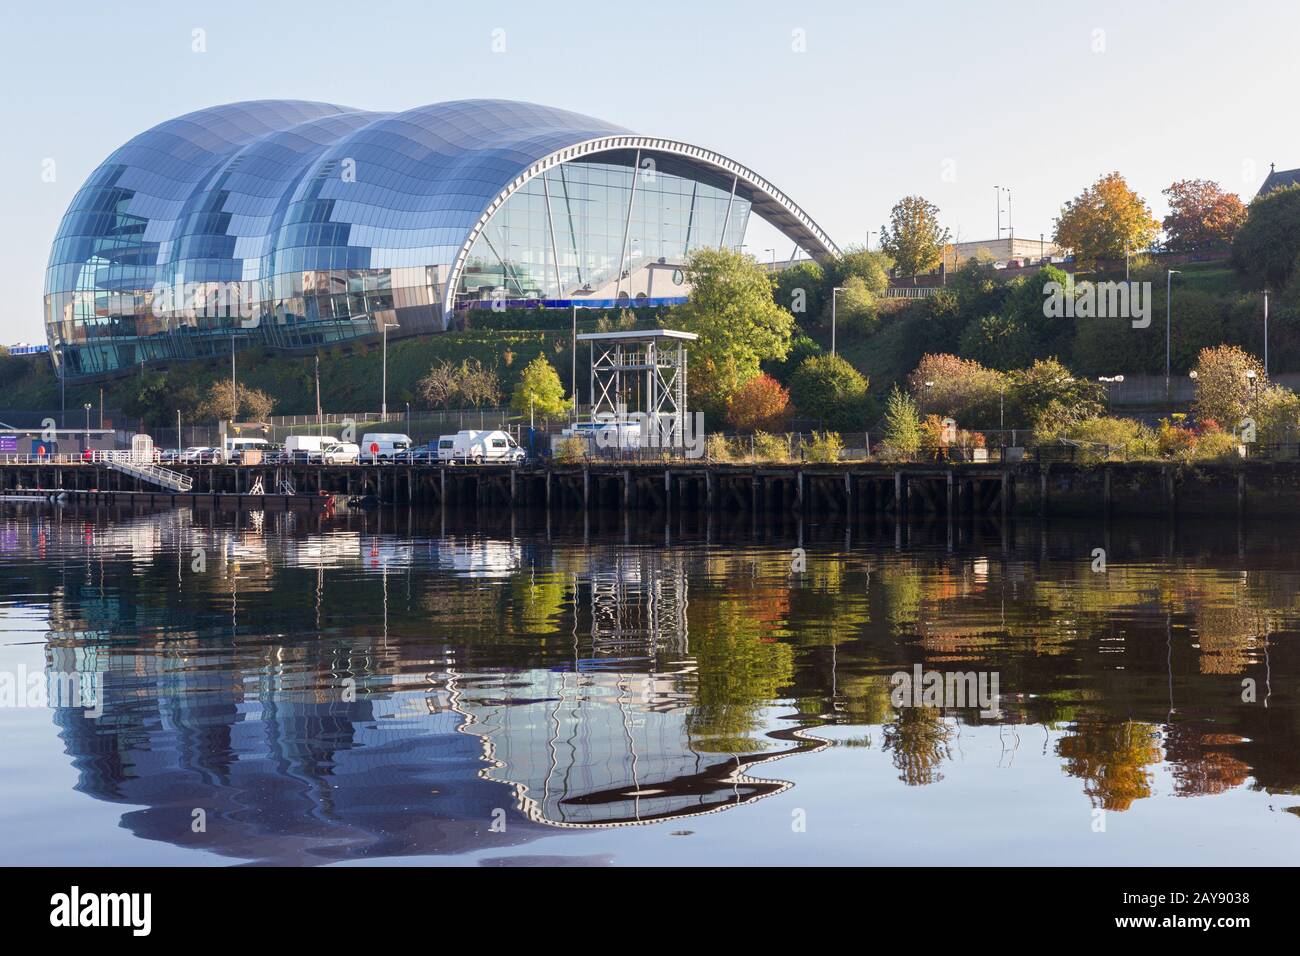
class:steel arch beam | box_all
[443,135,840,318]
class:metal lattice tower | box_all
[577,329,697,449]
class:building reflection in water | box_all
[4,506,1299,864]
[17,513,816,862]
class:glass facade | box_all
[44,100,803,379]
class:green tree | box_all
[882,385,921,454]
[828,245,891,294]
[836,275,880,336]
[1008,358,1103,430]
[1232,184,1300,291]
[773,260,825,322]
[879,196,950,281]
[788,353,871,429]
[510,355,571,419]
[675,247,795,413]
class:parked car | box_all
[398,442,438,463]
[437,430,525,464]
[325,441,360,464]
[359,432,413,463]
[180,446,216,463]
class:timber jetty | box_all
[4,457,1300,518]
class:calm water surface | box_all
[1,504,1297,866]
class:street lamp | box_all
[83,403,92,449]
[1098,375,1124,413]
[380,321,399,418]
[1165,269,1181,401]
[1262,288,1270,375]
[831,286,845,356]
[921,380,935,417]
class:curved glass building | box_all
[45,100,838,377]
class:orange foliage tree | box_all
[724,373,791,432]
[1162,179,1247,251]
[1053,172,1159,268]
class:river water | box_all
[1,504,1296,866]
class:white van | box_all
[359,432,413,463]
[223,436,270,463]
[285,435,360,464]
[437,430,525,464]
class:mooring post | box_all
[845,471,852,515]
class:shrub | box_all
[753,431,791,462]
[882,385,921,454]
[1156,419,1198,458]
[1191,428,1241,461]
[805,430,844,463]
[725,373,791,432]
[789,353,871,429]
[706,433,733,462]
[1065,416,1158,461]
[553,436,587,462]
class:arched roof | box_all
[46,99,838,312]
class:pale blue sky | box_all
[3,0,1297,340]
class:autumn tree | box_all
[675,247,794,413]
[1161,179,1247,251]
[1053,172,1159,268]
[879,196,950,282]
[195,380,275,422]
[724,373,790,432]
[417,359,460,409]
[510,355,571,419]
[457,358,501,408]
[906,353,1008,427]
[1192,344,1265,430]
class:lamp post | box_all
[1098,375,1124,414]
[1165,270,1181,402]
[83,403,92,449]
[831,286,845,356]
[231,332,238,422]
[571,303,578,421]
[380,321,398,418]
[1263,288,1270,376]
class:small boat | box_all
[0,491,67,504]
